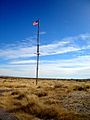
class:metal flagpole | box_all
[36,19,40,85]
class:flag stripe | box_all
[33,20,39,26]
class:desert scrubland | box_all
[0,77,90,120]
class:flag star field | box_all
[0,0,90,78]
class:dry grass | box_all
[0,77,90,120]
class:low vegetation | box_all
[0,77,90,120]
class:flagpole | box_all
[36,19,40,85]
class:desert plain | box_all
[0,77,90,120]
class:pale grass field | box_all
[0,77,90,120]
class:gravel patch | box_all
[60,91,90,114]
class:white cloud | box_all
[79,33,90,41]
[0,33,90,78]
[10,60,36,64]
[0,55,90,78]
[1,33,89,59]
[39,31,46,35]
[38,55,90,78]
[0,34,89,60]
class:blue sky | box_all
[0,0,90,78]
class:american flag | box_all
[33,20,39,26]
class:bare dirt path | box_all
[0,108,19,120]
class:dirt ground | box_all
[0,77,90,120]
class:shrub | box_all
[73,85,87,91]
[34,91,48,97]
